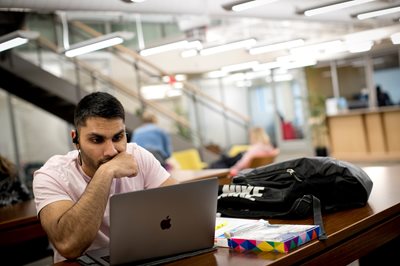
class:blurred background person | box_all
[376,85,393,107]
[209,127,278,175]
[229,127,278,176]
[131,110,173,169]
[0,154,31,207]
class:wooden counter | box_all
[327,106,400,162]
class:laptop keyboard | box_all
[101,255,110,263]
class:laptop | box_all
[85,177,218,265]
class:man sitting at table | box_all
[33,92,178,263]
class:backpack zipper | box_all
[236,168,303,183]
[287,169,303,182]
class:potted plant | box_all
[308,92,329,156]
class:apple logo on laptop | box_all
[160,215,172,230]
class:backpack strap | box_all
[312,195,327,240]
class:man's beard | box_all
[80,148,114,174]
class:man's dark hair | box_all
[74,92,125,128]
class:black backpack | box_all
[217,157,373,239]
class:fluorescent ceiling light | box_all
[252,61,281,71]
[290,40,346,56]
[302,0,376,17]
[65,31,133,57]
[181,49,198,58]
[205,70,227,79]
[200,38,256,56]
[346,40,374,53]
[390,32,400,44]
[248,39,305,55]
[355,5,400,20]
[221,60,259,72]
[140,84,182,100]
[121,0,148,3]
[0,30,39,53]
[279,59,317,70]
[222,0,280,12]
[180,40,203,58]
[140,40,188,56]
[266,73,294,83]
[245,70,271,79]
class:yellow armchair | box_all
[228,145,250,157]
[172,149,208,170]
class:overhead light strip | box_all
[355,5,400,20]
[230,0,280,12]
[0,30,39,53]
[391,32,400,44]
[64,31,134,57]
[221,60,259,72]
[65,37,123,57]
[302,0,376,17]
[140,40,189,56]
[200,38,256,56]
[248,39,305,55]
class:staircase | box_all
[0,18,251,163]
[0,51,142,132]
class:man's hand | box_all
[101,151,138,179]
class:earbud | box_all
[73,129,82,165]
[73,129,79,144]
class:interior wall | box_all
[0,89,72,166]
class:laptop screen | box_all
[87,177,218,265]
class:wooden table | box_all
[0,169,230,248]
[0,199,46,246]
[170,168,230,184]
[53,165,400,266]
[0,199,51,264]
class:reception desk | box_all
[327,106,400,161]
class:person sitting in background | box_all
[376,85,393,107]
[0,155,31,207]
[33,92,177,263]
[131,110,173,169]
[209,127,277,176]
[229,127,277,177]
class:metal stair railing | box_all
[70,21,251,147]
[31,35,193,135]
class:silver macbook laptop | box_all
[85,177,218,265]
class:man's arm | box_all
[160,176,179,186]
[39,152,137,259]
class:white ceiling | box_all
[2,0,400,74]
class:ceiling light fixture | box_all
[221,60,259,72]
[121,0,148,3]
[180,40,203,58]
[222,0,280,12]
[64,31,134,57]
[0,30,39,53]
[390,32,400,44]
[140,40,189,57]
[290,40,346,56]
[355,5,400,20]
[181,49,198,58]
[248,39,305,55]
[300,0,376,17]
[346,40,374,53]
[200,38,256,56]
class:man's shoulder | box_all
[39,150,78,174]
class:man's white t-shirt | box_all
[33,143,170,263]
